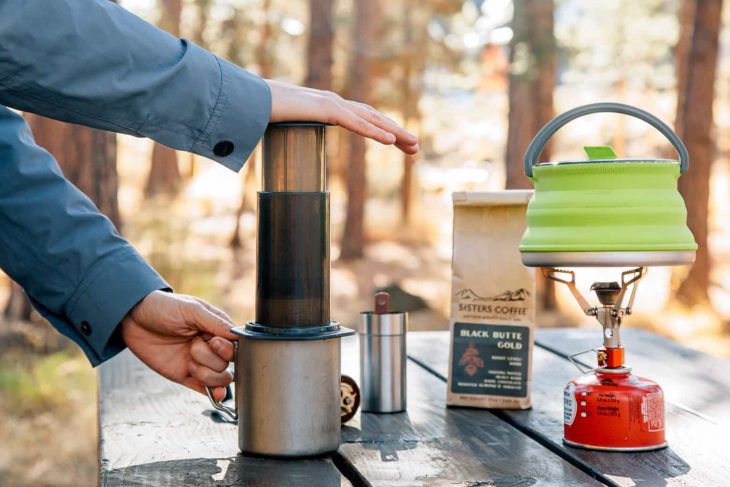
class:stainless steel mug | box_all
[207,332,342,457]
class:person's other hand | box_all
[266,79,419,155]
[121,290,236,402]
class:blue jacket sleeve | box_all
[0,107,169,365]
[0,0,271,172]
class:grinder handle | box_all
[523,102,689,177]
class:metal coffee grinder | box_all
[519,103,698,451]
[207,122,357,457]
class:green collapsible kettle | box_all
[519,102,698,267]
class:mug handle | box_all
[206,385,237,421]
[523,102,689,177]
[205,342,238,421]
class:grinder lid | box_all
[359,292,407,336]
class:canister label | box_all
[641,392,665,432]
[450,323,530,397]
[564,384,577,425]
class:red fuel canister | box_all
[563,357,666,451]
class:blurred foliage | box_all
[556,0,680,92]
[124,198,225,302]
[0,351,94,416]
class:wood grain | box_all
[99,350,350,486]
[407,330,730,487]
[536,328,730,421]
[339,335,602,486]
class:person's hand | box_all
[120,290,237,402]
[266,79,419,154]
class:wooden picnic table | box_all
[99,328,730,486]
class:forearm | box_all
[0,0,270,171]
[0,107,168,365]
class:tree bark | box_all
[675,0,722,306]
[24,116,121,226]
[191,0,213,47]
[230,148,259,248]
[340,0,379,260]
[145,0,183,199]
[504,0,555,190]
[4,282,33,322]
[305,0,335,90]
[399,4,426,225]
[6,115,120,321]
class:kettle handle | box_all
[523,102,689,177]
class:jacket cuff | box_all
[190,57,272,172]
[65,248,170,365]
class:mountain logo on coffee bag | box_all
[456,288,531,302]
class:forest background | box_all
[2,0,729,485]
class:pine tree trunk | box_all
[4,282,33,322]
[504,0,555,190]
[6,115,120,321]
[399,4,425,225]
[145,0,182,199]
[191,0,212,47]
[24,116,121,226]
[230,148,259,248]
[675,0,722,305]
[145,143,181,198]
[305,0,334,90]
[340,0,379,260]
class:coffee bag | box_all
[447,191,535,409]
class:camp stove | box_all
[518,102,699,451]
[543,267,668,451]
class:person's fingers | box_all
[182,377,228,402]
[194,298,235,324]
[190,336,229,372]
[396,141,420,154]
[349,102,418,146]
[207,336,235,362]
[183,300,237,340]
[329,104,397,145]
[267,80,418,152]
[188,361,233,387]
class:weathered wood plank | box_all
[536,327,730,422]
[99,350,350,487]
[407,330,730,487]
[339,335,603,486]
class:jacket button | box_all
[80,321,92,336]
[213,140,235,157]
